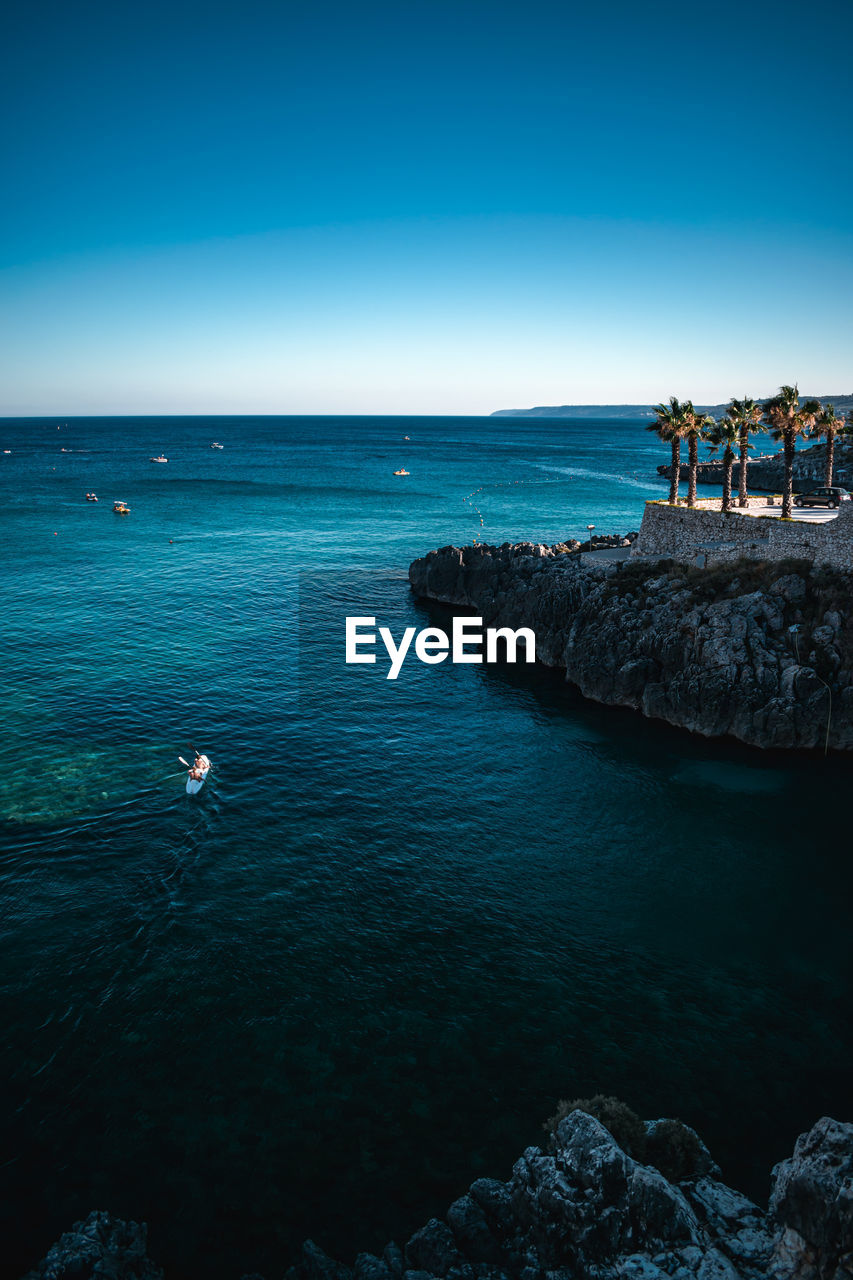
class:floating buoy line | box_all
[461,471,646,543]
[461,475,579,543]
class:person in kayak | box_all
[188,754,208,781]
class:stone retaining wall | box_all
[632,499,853,570]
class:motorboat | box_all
[150,455,168,463]
[393,469,410,476]
[113,501,131,514]
[210,442,224,449]
[85,493,98,502]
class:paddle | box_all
[181,752,214,777]
[187,744,214,770]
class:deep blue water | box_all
[1,416,850,1280]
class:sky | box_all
[1,0,851,415]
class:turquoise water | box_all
[1,416,850,1279]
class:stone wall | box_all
[632,500,853,571]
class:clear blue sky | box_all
[1,0,851,414]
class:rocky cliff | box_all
[24,1113,853,1280]
[407,542,853,751]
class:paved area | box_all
[693,500,840,523]
[743,502,838,523]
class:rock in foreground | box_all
[23,1210,163,1280]
[287,1113,853,1280]
[22,1116,853,1280]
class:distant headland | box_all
[491,395,853,419]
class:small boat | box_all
[393,468,410,476]
[186,754,211,795]
[85,493,98,502]
[403,435,410,440]
[2,450,10,454]
[150,455,168,463]
[210,442,224,450]
[113,501,130,514]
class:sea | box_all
[1,416,850,1279]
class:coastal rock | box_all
[24,1116,853,1280]
[768,1116,853,1279]
[301,1240,353,1280]
[408,540,853,751]
[404,1219,465,1275]
[22,1210,164,1280]
[274,1111,853,1280]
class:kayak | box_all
[186,755,211,795]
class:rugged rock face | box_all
[23,1210,163,1280]
[22,1116,853,1280]
[408,542,853,751]
[284,1113,853,1280]
[769,1117,853,1280]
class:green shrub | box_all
[644,1118,706,1182]
[543,1094,647,1159]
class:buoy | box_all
[169,539,173,544]
[54,532,57,536]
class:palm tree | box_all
[763,385,821,519]
[812,403,842,487]
[684,410,714,507]
[648,397,688,504]
[704,417,740,512]
[725,396,763,507]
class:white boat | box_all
[393,468,410,476]
[210,442,224,449]
[150,455,168,463]
[186,754,211,795]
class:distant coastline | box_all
[491,394,853,419]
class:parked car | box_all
[793,486,851,509]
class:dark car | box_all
[793,486,852,509]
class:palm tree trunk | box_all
[738,428,749,507]
[825,429,835,487]
[687,435,698,507]
[782,431,796,519]
[722,449,733,513]
[669,439,680,504]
